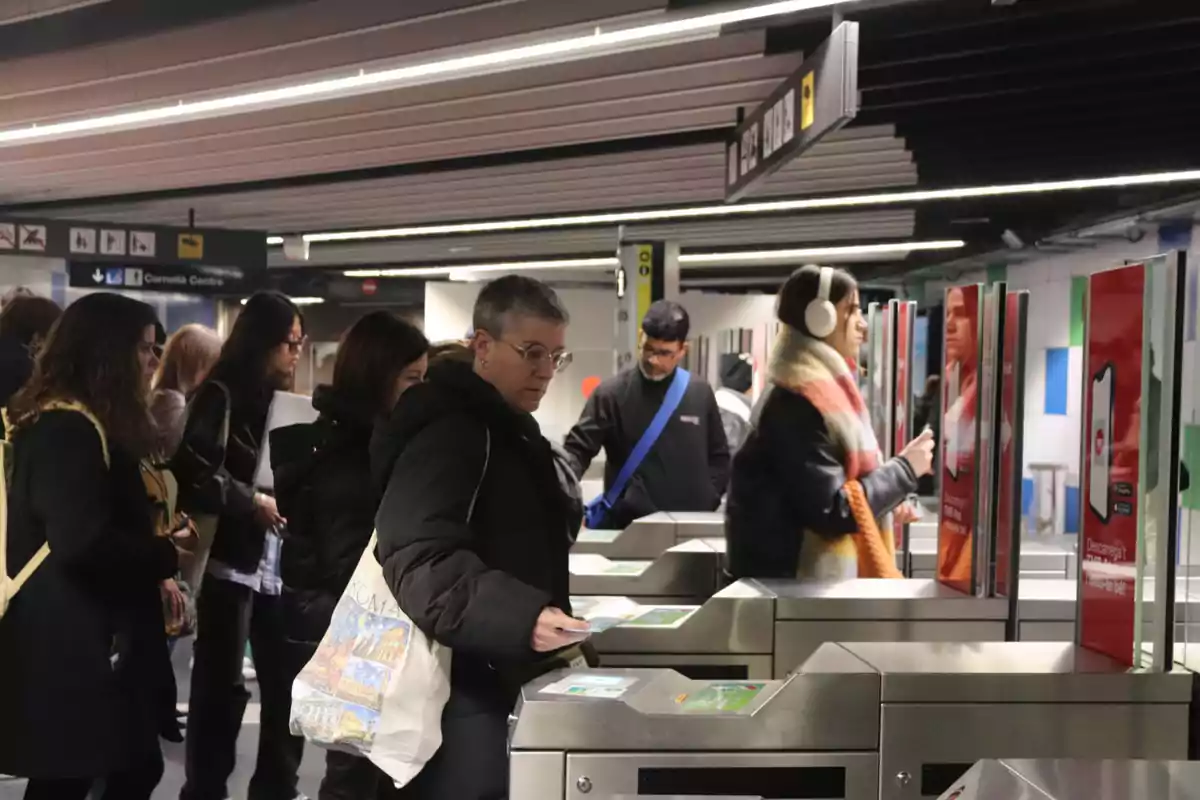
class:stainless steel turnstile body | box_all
[587,580,775,679]
[939,758,1200,800]
[670,510,725,543]
[509,649,883,800]
[510,642,1192,800]
[572,513,678,560]
[1016,578,1200,642]
[571,511,724,559]
[569,539,722,601]
[759,579,1008,677]
[826,641,1194,800]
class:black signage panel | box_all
[68,262,260,297]
[0,217,266,270]
[724,21,860,203]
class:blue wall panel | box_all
[1064,485,1080,534]
[1044,347,1069,416]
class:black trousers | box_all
[180,576,305,800]
[23,749,164,800]
[283,639,386,800]
[380,692,510,800]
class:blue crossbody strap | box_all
[601,368,690,510]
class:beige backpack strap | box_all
[40,401,110,467]
[0,402,109,617]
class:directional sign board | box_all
[68,261,257,296]
[724,21,860,203]
[0,216,266,270]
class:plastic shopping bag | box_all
[290,533,451,786]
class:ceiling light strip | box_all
[677,240,965,263]
[0,0,850,146]
[339,240,965,278]
[279,168,1200,245]
[343,256,621,279]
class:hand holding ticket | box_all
[532,607,590,652]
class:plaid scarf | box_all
[768,326,881,479]
[768,326,897,579]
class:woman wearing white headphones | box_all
[725,265,935,580]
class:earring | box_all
[481,359,489,369]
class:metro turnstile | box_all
[757,579,1008,676]
[586,580,775,679]
[831,641,1193,800]
[572,511,725,559]
[938,758,1200,800]
[569,539,723,601]
[586,578,1011,680]
[670,511,725,543]
[509,648,883,800]
[572,513,678,560]
[1016,577,1200,643]
[509,642,1192,800]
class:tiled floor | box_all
[1,639,325,800]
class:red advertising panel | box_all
[1080,264,1144,665]
[938,284,983,594]
[994,291,1027,600]
[893,301,912,550]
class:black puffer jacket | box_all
[725,386,917,579]
[272,386,377,644]
[372,360,581,710]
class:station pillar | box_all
[615,241,680,372]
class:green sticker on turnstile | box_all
[624,608,695,627]
[675,682,766,713]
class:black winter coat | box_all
[272,385,377,644]
[725,386,917,580]
[563,367,730,529]
[172,380,268,573]
[372,360,582,711]
[0,412,178,779]
[0,335,32,412]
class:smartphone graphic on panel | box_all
[944,359,961,480]
[1089,363,1114,522]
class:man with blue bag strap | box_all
[566,300,730,530]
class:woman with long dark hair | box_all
[0,294,178,799]
[273,311,428,800]
[173,291,307,800]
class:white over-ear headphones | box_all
[804,266,837,338]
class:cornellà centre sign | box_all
[68,262,256,296]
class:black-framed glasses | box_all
[499,340,573,372]
[284,336,308,353]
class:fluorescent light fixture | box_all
[678,240,965,264]
[0,0,852,146]
[265,168,1200,246]
[339,241,963,279]
[240,295,325,305]
[344,257,620,279]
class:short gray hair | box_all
[472,275,569,335]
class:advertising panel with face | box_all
[938,284,982,592]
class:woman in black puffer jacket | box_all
[272,311,428,800]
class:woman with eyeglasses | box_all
[374,276,588,799]
[172,291,308,800]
